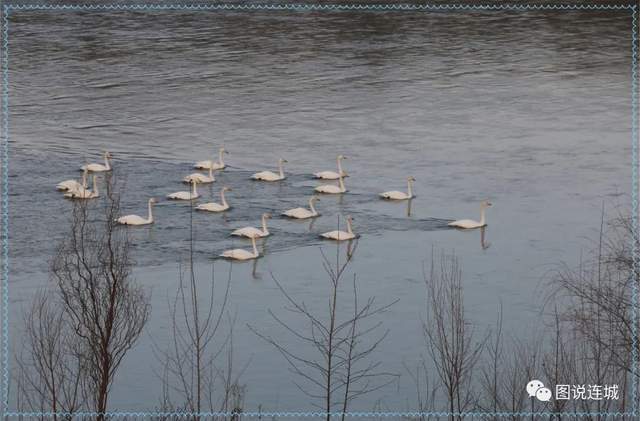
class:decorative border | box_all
[1,2,637,418]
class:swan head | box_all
[149,198,157,205]
[338,155,347,160]
[279,158,288,164]
[222,186,232,192]
[481,200,492,208]
[220,147,228,154]
[310,195,320,202]
[262,213,272,220]
[408,176,416,182]
[104,151,112,159]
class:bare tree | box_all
[15,291,86,419]
[422,250,485,420]
[50,181,150,420]
[249,239,397,421]
[153,200,246,420]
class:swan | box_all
[196,186,231,212]
[194,147,227,170]
[313,155,349,180]
[315,174,347,194]
[448,200,493,229]
[380,176,415,200]
[80,151,112,172]
[232,213,272,238]
[251,159,287,181]
[64,175,99,199]
[183,166,215,184]
[167,180,200,200]
[117,198,156,226]
[283,196,320,219]
[220,236,260,261]
[320,216,356,241]
[57,168,88,192]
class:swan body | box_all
[183,167,215,184]
[448,200,492,229]
[251,159,287,181]
[313,155,348,180]
[117,198,156,226]
[380,176,415,200]
[195,147,227,170]
[283,196,320,219]
[220,237,259,261]
[167,180,199,200]
[321,216,356,241]
[57,168,88,192]
[232,213,271,238]
[315,175,347,194]
[80,152,112,172]
[65,175,99,199]
[196,187,231,212]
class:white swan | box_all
[232,213,272,238]
[251,159,287,181]
[220,236,260,261]
[320,216,356,241]
[196,186,231,212]
[313,155,348,180]
[380,176,415,200]
[448,200,493,229]
[117,198,156,226]
[283,196,320,219]
[315,174,347,194]
[57,168,88,192]
[80,151,112,172]
[194,147,227,170]
[64,175,99,199]
[183,166,215,184]
[167,180,200,200]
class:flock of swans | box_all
[55,148,492,261]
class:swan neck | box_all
[221,190,228,207]
[104,155,110,170]
[92,176,98,194]
[218,150,225,166]
[337,157,343,174]
[191,182,198,197]
[261,215,269,234]
[309,198,317,215]
[81,171,88,188]
[148,200,154,222]
[346,218,353,234]
[251,238,258,256]
[339,176,345,190]
[278,161,284,177]
[407,180,413,198]
[480,207,486,226]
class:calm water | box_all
[6,8,633,412]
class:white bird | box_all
[380,176,415,200]
[64,175,99,199]
[117,198,156,226]
[313,155,348,180]
[57,168,88,192]
[81,151,112,172]
[194,147,228,170]
[315,174,347,194]
[320,216,356,241]
[448,200,493,229]
[283,196,320,219]
[167,180,200,200]
[220,236,260,261]
[232,213,272,238]
[183,166,215,184]
[251,159,287,181]
[196,186,231,212]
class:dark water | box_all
[6,8,633,412]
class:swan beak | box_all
[487,202,493,206]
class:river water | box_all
[5,7,634,413]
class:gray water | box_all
[6,8,633,412]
